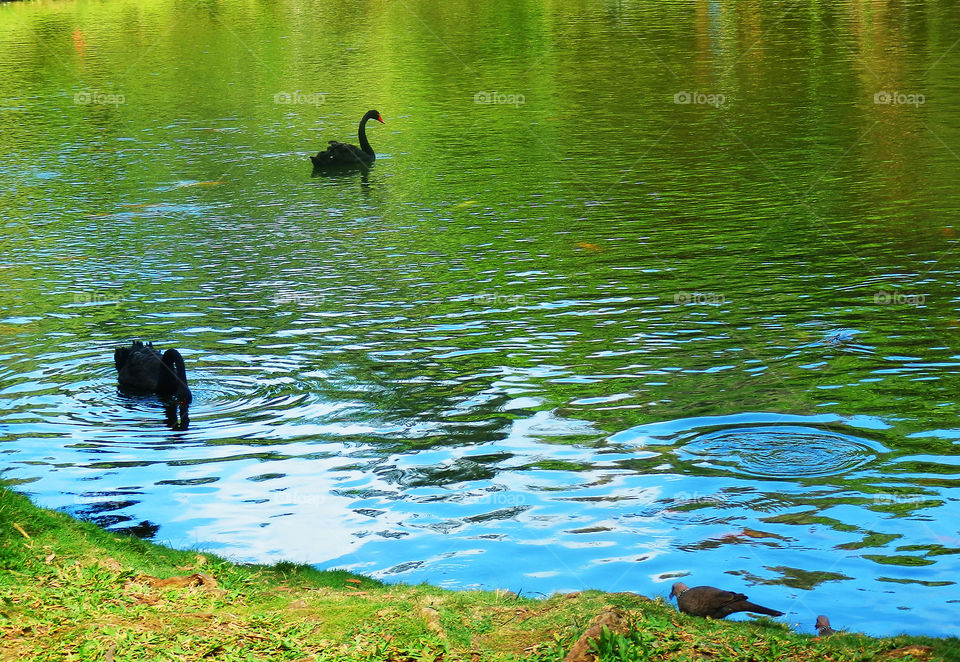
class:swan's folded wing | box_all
[312,141,368,165]
[115,342,162,391]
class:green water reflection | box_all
[1,0,960,638]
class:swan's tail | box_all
[114,340,141,371]
[114,340,150,372]
[114,346,129,371]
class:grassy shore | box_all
[1,488,957,661]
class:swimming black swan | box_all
[310,109,384,168]
[114,341,192,426]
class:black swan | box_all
[114,341,192,426]
[310,109,384,168]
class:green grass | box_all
[2,487,958,661]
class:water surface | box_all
[2,0,960,638]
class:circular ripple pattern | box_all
[0,345,343,447]
[675,426,887,478]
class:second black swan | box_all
[310,109,384,168]
[115,341,192,424]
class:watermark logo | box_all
[473,293,527,306]
[874,90,925,107]
[873,494,926,506]
[73,292,115,305]
[74,90,125,107]
[674,90,725,108]
[674,291,725,305]
[474,91,525,108]
[874,290,925,307]
[273,292,325,307]
[287,492,330,508]
[673,492,727,506]
[463,493,527,507]
[273,91,327,107]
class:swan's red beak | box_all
[377,114,384,123]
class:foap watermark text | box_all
[274,91,327,107]
[674,291,725,305]
[674,90,725,108]
[474,91,525,108]
[74,90,125,107]
[874,290,925,307]
[874,90,925,107]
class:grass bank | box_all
[1,488,957,661]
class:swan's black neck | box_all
[358,115,374,155]
[158,348,192,406]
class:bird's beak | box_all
[377,114,385,123]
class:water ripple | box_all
[675,426,887,478]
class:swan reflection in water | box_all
[311,162,372,188]
[115,387,191,431]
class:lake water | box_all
[2,0,960,639]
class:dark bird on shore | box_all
[816,615,838,636]
[670,582,784,619]
[114,341,192,428]
[310,110,384,168]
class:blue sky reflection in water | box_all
[1,0,960,639]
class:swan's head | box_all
[173,380,193,419]
[174,387,192,430]
[176,385,193,408]
[365,109,385,124]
